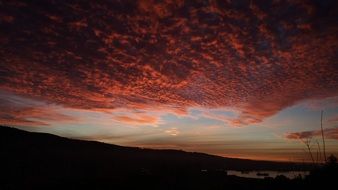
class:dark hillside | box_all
[0,126,315,190]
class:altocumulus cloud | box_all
[0,0,338,126]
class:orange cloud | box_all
[113,114,159,126]
[0,0,338,126]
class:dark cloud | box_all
[1,0,338,126]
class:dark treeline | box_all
[0,126,336,190]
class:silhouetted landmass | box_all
[1,126,336,190]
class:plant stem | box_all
[320,110,326,162]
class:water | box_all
[227,170,310,179]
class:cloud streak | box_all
[112,114,160,126]
[0,0,338,126]
[0,91,77,127]
[286,127,338,140]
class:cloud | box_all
[165,127,180,136]
[0,0,338,126]
[0,91,77,127]
[113,114,160,126]
[286,127,338,140]
[328,115,338,123]
[300,96,338,111]
[198,109,237,126]
[0,106,76,127]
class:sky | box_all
[0,0,338,162]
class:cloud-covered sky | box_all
[1,0,338,162]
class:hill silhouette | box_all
[0,126,320,190]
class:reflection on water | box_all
[227,170,309,179]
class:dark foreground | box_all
[0,126,337,190]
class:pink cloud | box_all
[286,127,338,140]
[328,115,338,123]
[0,0,338,126]
[112,114,160,126]
[0,92,77,127]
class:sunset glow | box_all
[1,0,338,162]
